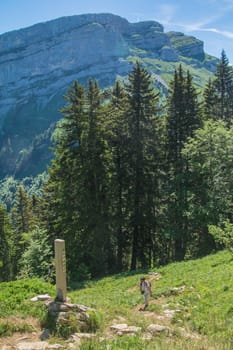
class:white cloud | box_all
[151,1,233,42]
[198,27,233,39]
[159,12,233,40]
[163,20,233,40]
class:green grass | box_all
[1,251,233,348]
[70,250,233,348]
[168,35,200,49]
[126,55,213,90]
[0,278,55,318]
[0,278,55,337]
[0,319,34,337]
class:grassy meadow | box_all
[1,250,233,349]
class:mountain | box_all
[0,13,218,179]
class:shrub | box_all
[55,313,79,339]
[17,227,54,281]
[86,310,104,332]
[209,220,233,252]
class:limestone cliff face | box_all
[0,13,217,178]
[167,32,205,60]
[0,14,130,128]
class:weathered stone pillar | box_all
[54,239,67,302]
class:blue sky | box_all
[1,0,233,62]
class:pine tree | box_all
[10,186,31,276]
[11,186,31,234]
[43,80,113,278]
[80,79,112,276]
[0,205,12,281]
[166,65,202,261]
[106,80,129,271]
[124,61,160,270]
[202,78,217,120]
[214,50,233,127]
[42,80,87,277]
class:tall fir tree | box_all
[43,80,113,278]
[166,65,202,261]
[106,80,129,271]
[42,80,87,277]
[202,78,218,120]
[0,205,12,281]
[81,79,113,276]
[213,50,233,126]
[124,61,160,270]
[10,186,31,276]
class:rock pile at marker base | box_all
[46,301,93,332]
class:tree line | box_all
[1,50,233,282]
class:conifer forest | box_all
[1,51,233,282]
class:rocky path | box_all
[0,276,211,350]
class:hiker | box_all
[139,276,152,310]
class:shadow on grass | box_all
[68,268,151,291]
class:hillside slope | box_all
[0,250,232,349]
[0,13,218,179]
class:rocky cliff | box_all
[0,13,218,178]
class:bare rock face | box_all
[0,14,132,177]
[167,32,205,60]
[0,13,215,178]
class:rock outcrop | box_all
[167,32,205,60]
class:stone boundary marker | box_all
[54,239,67,302]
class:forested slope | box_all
[1,52,233,283]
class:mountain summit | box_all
[0,13,217,178]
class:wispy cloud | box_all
[162,20,233,40]
[156,2,233,40]
[197,27,233,39]
[148,0,233,51]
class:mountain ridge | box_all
[0,13,218,178]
